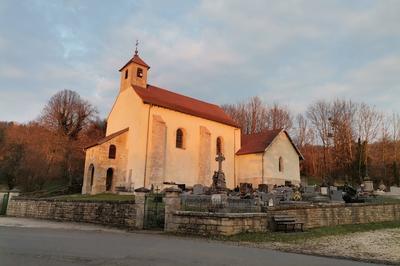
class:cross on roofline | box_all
[135,40,139,55]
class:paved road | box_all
[0,219,381,266]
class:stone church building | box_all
[82,50,303,194]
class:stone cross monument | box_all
[211,153,227,193]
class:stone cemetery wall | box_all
[167,211,268,236]
[267,202,400,229]
[7,197,137,228]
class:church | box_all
[82,48,303,194]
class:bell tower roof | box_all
[119,54,150,71]
[119,40,150,71]
[118,41,149,91]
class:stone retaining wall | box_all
[167,211,268,236]
[6,197,137,228]
[267,203,400,229]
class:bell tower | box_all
[119,40,150,92]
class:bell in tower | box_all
[119,40,150,92]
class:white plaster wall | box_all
[263,132,301,185]
[103,85,241,190]
[106,87,150,189]
[236,153,263,187]
[83,132,128,194]
[147,105,240,188]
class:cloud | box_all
[0,0,399,122]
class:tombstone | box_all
[283,189,293,201]
[390,186,400,195]
[193,184,205,195]
[330,189,344,202]
[211,194,222,204]
[363,180,374,192]
[330,186,337,191]
[320,186,329,196]
[211,193,228,208]
[258,184,268,193]
[268,198,274,207]
[264,193,278,207]
[304,186,316,194]
[240,183,253,195]
[177,184,186,191]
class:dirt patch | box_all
[253,228,400,264]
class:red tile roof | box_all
[119,54,150,71]
[84,128,129,150]
[132,84,239,128]
[236,129,304,159]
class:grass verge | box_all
[52,193,135,202]
[216,221,400,243]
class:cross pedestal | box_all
[211,153,227,193]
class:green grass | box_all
[52,193,135,202]
[369,196,400,204]
[218,221,400,243]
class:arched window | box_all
[216,137,223,155]
[279,157,284,172]
[89,164,95,187]
[109,145,116,159]
[176,128,184,149]
[106,168,113,191]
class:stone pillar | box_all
[134,187,150,229]
[164,187,182,232]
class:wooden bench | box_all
[273,215,304,232]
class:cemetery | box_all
[4,153,400,238]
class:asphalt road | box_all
[0,224,382,266]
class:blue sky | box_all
[1,0,399,122]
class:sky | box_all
[0,0,399,122]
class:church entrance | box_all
[106,168,113,191]
[143,192,165,230]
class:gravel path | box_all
[254,228,400,265]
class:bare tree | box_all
[39,90,97,187]
[355,103,382,180]
[267,103,293,131]
[40,90,97,140]
[222,97,293,134]
[306,100,332,183]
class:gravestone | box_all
[320,186,329,196]
[211,193,228,208]
[390,186,400,195]
[258,184,268,193]
[240,183,253,195]
[363,179,374,192]
[264,193,279,207]
[304,186,315,193]
[330,189,344,202]
[193,184,204,195]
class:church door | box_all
[106,168,113,191]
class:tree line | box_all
[0,90,106,192]
[1,90,398,192]
[223,97,400,187]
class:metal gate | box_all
[0,193,9,215]
[144,192,165,230]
